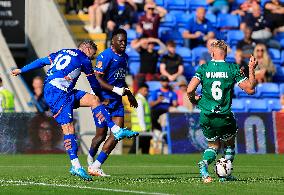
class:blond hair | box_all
[211,40,228,53]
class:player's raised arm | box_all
[238,55,257,95]
[11,57,51,76]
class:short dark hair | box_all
[139,83,149,89]
[166,40,176,47]
[111,28,127,40]
[78,40,97,51]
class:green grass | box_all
[0,154,283,194]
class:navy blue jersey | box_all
[94,48,128,100]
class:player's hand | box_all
[127,93,138,108]
[157,95,164,102]
[248,55,257,70]
[11,69,21,76]
[102,99,110,105]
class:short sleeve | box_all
[160,55,167,64]
[94,52,110,74]
[149,90,158,102]
[234,64,247,85]
[172,91,177,101]
[194,65,204,81]
[178,55,183,65]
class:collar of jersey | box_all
[111,46,123,56]
[211,60,225,62]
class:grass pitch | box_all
[0,154,283,194]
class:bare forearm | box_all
[248,67,256,89]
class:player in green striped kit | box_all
[187,40,257,183]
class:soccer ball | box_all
[215,158,233,178]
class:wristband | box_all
[112,86,125,96]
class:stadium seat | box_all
[189,0,207,11]
[126,29,137,44]
[146,81,161,92]
[183,63,195,80]
[166,0,189,11]
[266,98,282,112]
[170,11,192,28]
[234,84,260,98]
[227,30,244,46]
[206,13,217,26]
[273,66,284,82]
[268,48,281,64]
[226,49,235,63]
[216,14,239,29]
[232,99,246,112]
[160,14,176,28]
[155,0,166,7]
[160,30,184,46]
[129,62,140,75]
[158,26,171,38]
[191,46,207,65]
[125,46,139,62]
[280,83,284,94]
[257,83,280,98]
[245,99,269,112]
[176,46,191,63]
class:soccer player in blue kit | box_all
[11,40,139,181]
[87,29,139,176]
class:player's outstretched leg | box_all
[91,105,139,141]
[198,147,218,183]
[64,134,92,181]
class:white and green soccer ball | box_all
[215,158,233,178]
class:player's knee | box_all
[92,134,106,144]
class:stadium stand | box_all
[167,0,189,11]
[257,83,280,98]
[232,99,246,112]
[266,98,282,112]
[245,99,269,112]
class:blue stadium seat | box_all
[170,11,192,28]
[227,30,244,46]
[160,30,184,46]
[232,99,246,112]
[146,81,161,92]
[273,66,284,82]
[129,62,140,75]
[205,13,217,26]
[125,46,139,62]
[268,48,281,64]
[245,99,269,112]
[234,84,260,98]
[126,29,137,44]
[280,83,284,95]
[266,98,282,112]
[155,0,166,7]
[166,0,189,11]
[158,26,171,38]
[226,49,235,63]
[257,83,280,98]
[183,63,196,80]
[160,14,176,28]
[189,0,207,11]
[191,46,207,65]
[217,14,239,29]
[176,46,191,63]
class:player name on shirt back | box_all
[206,72,229,79]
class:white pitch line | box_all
[0,179,172,195]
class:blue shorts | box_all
[94,101,124,128]
[44,84,86,125]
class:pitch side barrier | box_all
[166,112,284,154]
